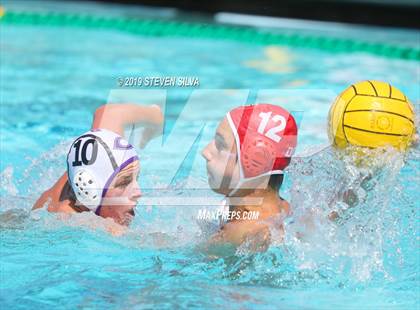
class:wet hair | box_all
[60,180,90,212]
[268,174,284,192]
[60,180,76,202]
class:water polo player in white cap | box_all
[32,104,163,226]
[201,104,298,249]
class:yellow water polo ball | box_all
[328,80,416,151]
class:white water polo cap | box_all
[66,128,139,213]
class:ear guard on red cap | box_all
[241,137,277,177]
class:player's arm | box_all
[92,104,163,147]
[32,173,68,211]
[32,190,52,210]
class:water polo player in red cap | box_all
[201,103,298,249]
[32,104,163,227]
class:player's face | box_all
[201,118,241,195]
[99,160,141,226]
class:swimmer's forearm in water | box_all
[32,190,51,210]
[32,173,75,212]
[327,173,374,221]
[32,174,66,210]
[92,104,163,145]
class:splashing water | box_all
[285,145,419,286]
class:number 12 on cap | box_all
[257,112,286,143]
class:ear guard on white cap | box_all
[67,128,139,213]
[72,170,101,208]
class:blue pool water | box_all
[1,1,419,309]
